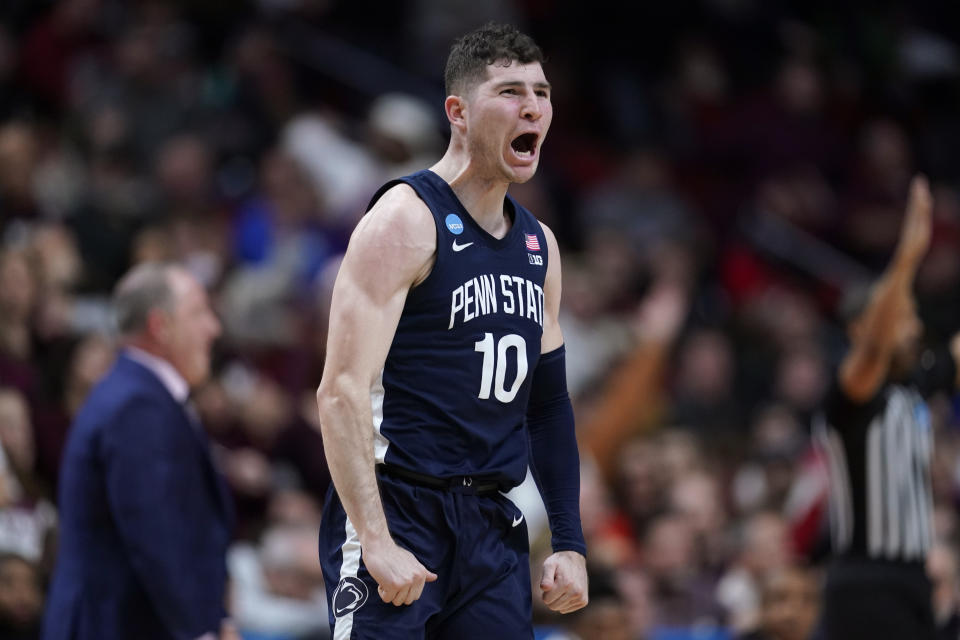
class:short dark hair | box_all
[113,262,175,335]
[444,22,544,96]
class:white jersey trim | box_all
[372,370,389,464]
[333,517,362,640]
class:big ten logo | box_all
[528,253,543,266]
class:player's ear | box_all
[445,95,467,131]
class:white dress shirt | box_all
[124,346,190,404]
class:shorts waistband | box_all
[377,463,501,496]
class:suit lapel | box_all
[117,354,235,525]
[187,409,235,526]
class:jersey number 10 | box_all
[474,333,528,403]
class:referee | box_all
[815,176,960,640]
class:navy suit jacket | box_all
[43,353,234,640]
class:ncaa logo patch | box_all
[333,576,369,617]
[445,213,465,235]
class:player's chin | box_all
[506,162,539,183]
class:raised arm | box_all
[840,175,932,403]
[528,221,588,614]
[316,185,437,606]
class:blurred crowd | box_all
[1,0,960,638]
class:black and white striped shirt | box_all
[815,350,954,564]
[816,384,932,562]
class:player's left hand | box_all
[539,550,588,614]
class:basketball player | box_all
[816,176,960,639]
[315,23,588,639]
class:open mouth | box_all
[510,133,538,158]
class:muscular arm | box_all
[840,176,932,403]
[529,221,588,614]
[531,223,583,552]
[316,185,437,604]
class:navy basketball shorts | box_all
[319,472,533,640]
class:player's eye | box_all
[501,88,517,95]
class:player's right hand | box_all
[897,174,932,264]
[362,538,437,606]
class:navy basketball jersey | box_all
[366,169,548,487]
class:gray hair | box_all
[112,262,176,336]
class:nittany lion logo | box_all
[333,576,369,618]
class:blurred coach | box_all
[43,263,235,640]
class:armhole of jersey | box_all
[540,220,549,274]
[517,197,548,273]
[412,205,442,292]
[364,178,407,214]
[366,177,444,294]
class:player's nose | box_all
[521,94,542,121]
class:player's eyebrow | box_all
[494,80,552,92]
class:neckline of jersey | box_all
[423,169,522,251]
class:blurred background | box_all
[1,0,960,638]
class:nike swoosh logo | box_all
[335,592,360,615]
[452,240,474,252]
[512,514,524,527]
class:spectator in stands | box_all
[0,552,43,640]
[643,512,726,633]
[229,524,329,639]
[0,389,56,575]
[717,511,794,635]
[736,564,820,640]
